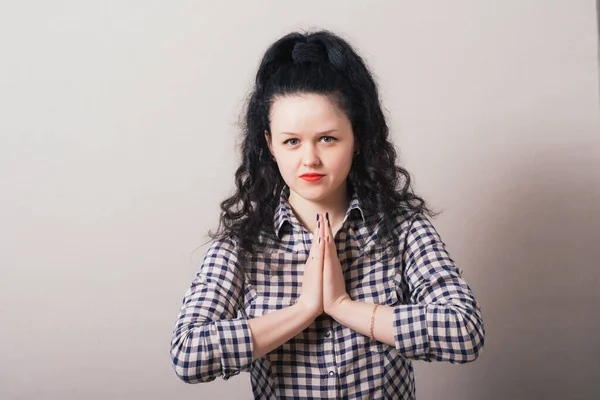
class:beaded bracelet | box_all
[370,304,380,340]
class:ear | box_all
[353,137,360,155]
[265,130,277,164]
[264,130,275,158]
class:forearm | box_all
[329,299,396,347]
[171,317,253,383]
[248,302,317,359]
[329,299,484,363]
[171,301,317,382]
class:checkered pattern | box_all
[170,186,485,399]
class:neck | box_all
[288,181,351,234]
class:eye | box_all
[283,138,299,146]
[321,136,338,143]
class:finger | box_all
[320,214,325,252]
[319,213,326,261]
[316,213,321,245]
[323,212,335,270]
[309,214,323,261]
[322,212,330,263]
[323,215,330,261]
[307,218,316,261]
[325,211,333,244]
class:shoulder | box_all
[387,209,444,251]
[204,235,240,260]
[389,208,430,234]
[200,236,245,279]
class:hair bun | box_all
[291,41,327,64]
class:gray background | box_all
[1,1,599,399]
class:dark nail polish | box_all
[317,214,320,221]
[328,219,331,228]
[319,237,321,244]
[318,221,320,229]
[326,212,329,221]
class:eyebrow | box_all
[277,129,339,136]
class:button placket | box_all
[321,320,337,388]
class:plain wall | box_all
[1,1,599,399]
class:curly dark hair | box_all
[208,29,438,261]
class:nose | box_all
[302,144,320,167]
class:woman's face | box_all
[265,93,356,204]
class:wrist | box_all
[293,298,321,322]
[327,296,352,321]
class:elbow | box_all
[170,336,218,384]
[457,335,484,364]
[173,371,216,384]
[470,326,485,362]
[454,316,485,364]
[171,352,217,384]
[172,366,203,384]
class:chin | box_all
[302,193,329,203]
[290,184,330,202]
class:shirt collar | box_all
[274,185,366,237]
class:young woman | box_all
[170,29,485,399]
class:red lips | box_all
[300,173,325,182]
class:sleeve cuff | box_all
[214,317,254,380]
[393,304,431,361]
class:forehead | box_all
[269,93,350,134]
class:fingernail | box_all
[328,219,331,228]
[317,214,320,221]
[318,221,320,229]
[319,237,321,244]
[325,212,329,221]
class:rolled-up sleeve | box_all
[170,238,253,382]
[393,212,485,363]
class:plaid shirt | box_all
[170,186,485,399]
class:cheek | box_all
[332,150,354,169]
[274,157,295,177]
[337,156,354,179]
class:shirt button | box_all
[328,371,335,377]
[324,331,331,338]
